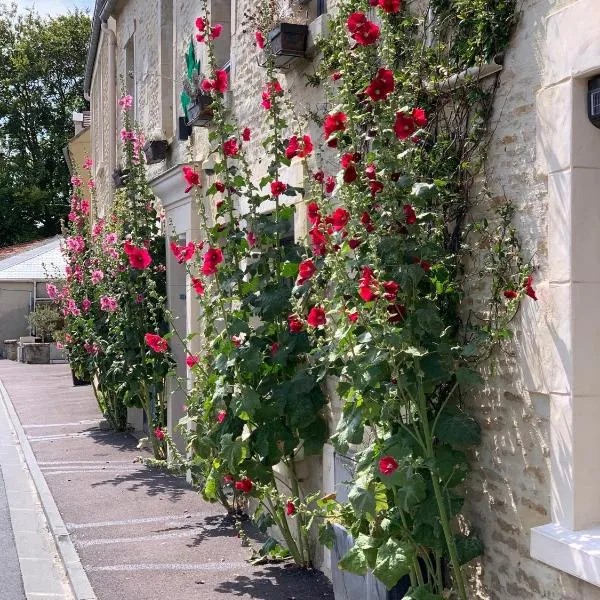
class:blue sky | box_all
[16,0,95,16]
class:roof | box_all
[0,237,66,281]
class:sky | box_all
[15,0,95,16]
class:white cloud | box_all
[15,0,94,17]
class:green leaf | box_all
[455,533,483,565]
[348,486,376,518]
[373,538,411,589]
[220,434,246,471]
[231,386,260,421]
[394,472,427,511]
[455,367,484,386]
[318,522,336,549]
[435,406,481,448]
[338,545,368,576]
[432,446,469,487]
[280,261,299,278]
[404,586,443,600]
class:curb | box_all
[0,379,97,600]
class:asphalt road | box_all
[0,470,26,600]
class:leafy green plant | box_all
[27,305,63,343]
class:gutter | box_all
[84,0,119,99]
[102,22,117,173]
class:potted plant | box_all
[181,39,213,127]
[24,305,63,364]
[243,0,310,68]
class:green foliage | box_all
[0,5,90,245]
[27,304,63,342]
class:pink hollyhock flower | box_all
[202,69,228,93]
[378,455,399,475]
[104,232,118,246]
[286,501,296,516]
[223,138,239,157]
[82,298,92,312]
[285,135,314,159]
[118,95,133,109]
[170,241,196,264]
[186,354,200,368]
[154,427,165,441]
[91,270,104,284]
[145,333,168,353]
[182,166,201,193]
[210,24,223,40]
[127,246,152,270]
[255,31,265,49]
[217,410,227,423]
[71,175,82,187]
[201,248,224,276]
[120,128,136,142]
[100,295,118,312]
[246,231,256,247]
[46,284,57,299]
[82,157,93,170]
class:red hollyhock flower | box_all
[383,281,399,301]
[323,112,347,139]
[235,477,253,493]
[360,211,375,232]
[271,180,287,196]
[191,277,205,296]
[370,180,384,196]
[313,171,324,183]
[332,71,342,81]
[412,107,428,127]
[298,259,317,283]
[215,181,225,193]
[348,238,361,250]
[286,501,296,516]
[379,0,401,13]
[347,310,359,322]
[128,246,152,270]
[271,342,279,356]
[346,12,380,46]
[154,427,165,441]
[255,31,265,49]
[365,163,377,180]
[378,455,399,475]
[210,24,223,40]
[261,80,283,110]
[288,315,304,333]
[145,333,168,353]
[388,303,407,323]
[183,165,201,193]
[285,135,314,159]
[369,0,378,5]
[223,474,234,484]
[246,231,257,247]
[365,68,395,101]
[306,202,321,225]
[359,285,378,302]
[202,247,224,275]
[524,275,537,300]
[394,112,416,140]
[186,354,200,367]
[217,410,227,423]
[412,256,431,272]
[310,227,327,256]
[307,307,326,327]
[195,17,206,31]
[504,290,518,299]
[223,138,239,157]
[325,176,336,194]
[403,204,417,224]
[331,207,350,231]
[242,127,251,141]
[202,69,228,93]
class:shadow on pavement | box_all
[90,469,188,502]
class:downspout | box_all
[102,22,118,174]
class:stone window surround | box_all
[529,0,600,587]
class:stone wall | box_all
[86,0,600,597]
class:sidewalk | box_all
[0,361,333,600]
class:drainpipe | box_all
[102,22,118,174]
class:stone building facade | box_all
[85,0,600,596]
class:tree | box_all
[0,2,90,246]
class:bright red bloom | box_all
[242,127,251,141]
[347,310,359,322]
[271,180,287,196]
[394,112,417,140]
[170,241,196,263]
[210,24,223,40]
[310,227,327,256]
[154,427,165,441]
[261,80,283,110]
[403,204,417,224]
[255,31,265,49]
[191,277,205,296]
[286,501,296,516]
[202,69,228,93]
[370,180,384,196]
[128,246,152,270]
[183,165,201,193]
[186,354,200,368]
[330,207,350,231]
[145,333,168,353]
[383,281,399,301]
[332,71,342,81]
[360,211,375,232]
[285,135,314,159]
[217,410,227,423]
[346,12,380,46]
[235,477,253,494]
[195,17,206,31]
[298,259,317,284]
[359,285,378,302]
[524,275,537,300]
[504,290,518,299]
[378,0,401,13]
[378,455,399,475]
[323,112,347,139]
[288,315,304,333]
[412,107,428,127]
[325,176,336,194]
[223,138,239,157]
[365,68,394,101]
[341,153,359,184]
[202,247,224,276]
[307,307,326,328]
[215,181,226,193]
[307,202,320,224]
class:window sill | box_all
[531,523,600,587]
